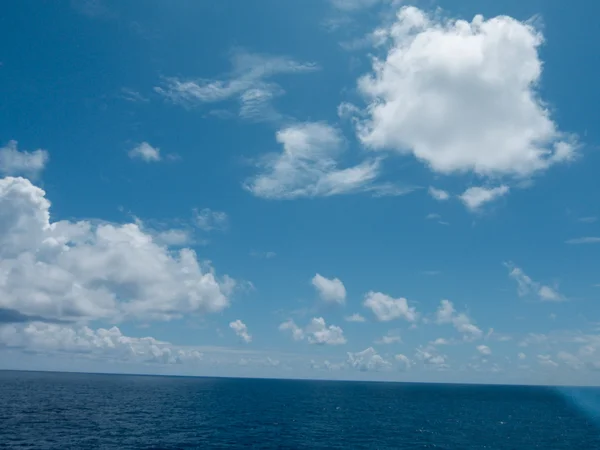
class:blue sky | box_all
[0,0,599,385]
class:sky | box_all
[0,0,599,386]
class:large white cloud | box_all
[363,291,417,322]
[0,177,236,322]
[0,141,49,179]
[244,122,405,199]
[355,6,575,177]
[311,273,347,304]
[0,322,203,364]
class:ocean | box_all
[1,371,599,449]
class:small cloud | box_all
[120,88,149,103]
[421,270,440,276]
[578,217,597,223]
[128,142,161,162]
[505,262,565,302]
[194,208,228,232]
[311,274,346,305]
[155,49,318,123]
[428,186,450,201]
[459,186,509,211]
[345,313,366,323]
[229,319,252,343]
[477,345,492,356]
[363,291,417,322]
[0,140,49,179]
[537,354,558,367]
[435,300,483,341]
[375,330,402,345]
[395,354,411,371]
[347,347,391,372]
[279,317,346,345]
[250,251,277,259]
[565,237,600,244]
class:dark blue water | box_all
[1,371,599,449]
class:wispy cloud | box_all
[244,122,413,199]
[565,237,600,244]
[155,50,318,123]
[120,87,149,103]
[505,262,565,302]
[194,208,229,232]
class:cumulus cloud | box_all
[459,186,509,211]
[428,187,449,201]
[278,320,304,341]
[347,347,391,371]
[354,7,575,179]
[345,313,366,322]
[311,274,347,305]
[435,300,482,341]
[375,330,402,344]
[0,141,49,179]
[415,346,448,369]
[364,291,417,322]
[395,353,411,370]
[128,142,161,162]
[194,208,228,232]
[306,317,347,345]
[244,123,409,199]
[0,322,203,364]
[518,352,527,360]
[229,319,252,343]
[155,50,318,122]
[505,263,564,302]
[0,177,236,322]
[477,345,492,356]
[279,317,346,345]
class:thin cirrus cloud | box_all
[565,237,600,244]
[244,122,413,199]
[194,208,229,232]
[155,49,319,123]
